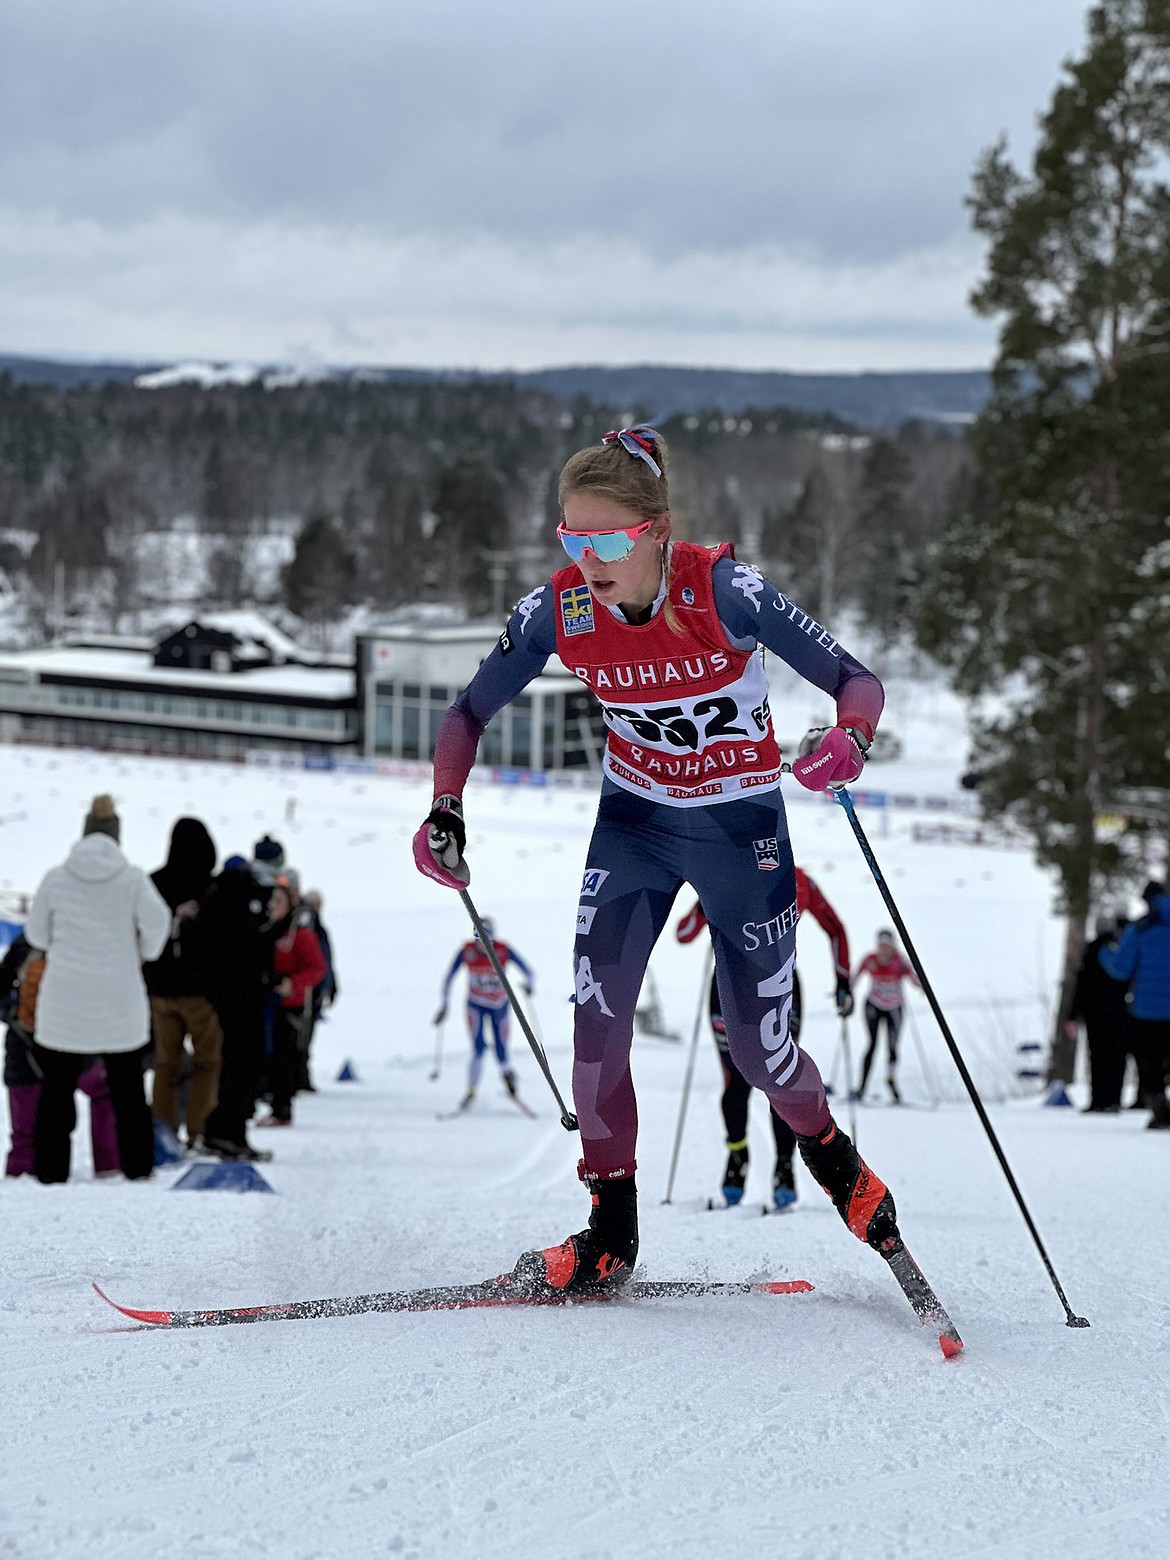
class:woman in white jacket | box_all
[27,795,171,1183]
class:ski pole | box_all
[839,1015,859,1150]
[824,1030,843,1098]
[833,786,1089,1328]
[662,944,714,1204]
[457,888,577,1132]
[428,1015,445,1082]
[904,999,942,1109]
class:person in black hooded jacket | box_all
[198,855,274,1160]
[144,817,221,1147]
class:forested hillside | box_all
[0,373,967,643]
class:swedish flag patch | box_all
[560,584,595,636]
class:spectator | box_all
[1067,912,1131,1112]
[252,834,286,886]
[144,817,221,1148]
[256,876,326,1128]
[25,795,170,1182]
[2,931,120,1178]
[1100,881,1170,1129]
[199,855,273,1161]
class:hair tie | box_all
[601,425,663,480]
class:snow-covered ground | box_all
[2,704,1168,1559]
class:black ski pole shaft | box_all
[833,787,1088,1328]
[458,888,577,1132]
[663,944,713,1204]
[429,1017,444,1082]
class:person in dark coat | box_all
[198,856,274,1160]
[144,818,221,1147]
[1068,912,1131,1112]
[1100,882,1170,1129]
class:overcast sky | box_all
[0,0,1091,373]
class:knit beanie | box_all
[254,835,285,869]
[83,794,120,842]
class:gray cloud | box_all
[0,0,1089,366]
[1,0,1086,254]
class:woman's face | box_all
[560,491,670,612]
[269,886,291,919]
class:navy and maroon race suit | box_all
[431,542,883,1180]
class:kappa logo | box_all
[731,565,766,613]
[753,837,780,871]
[514,585,546,635]
[580,868,610,898]
[574,955,614,1016]
[560,584,595,636]
[575,904,597,935]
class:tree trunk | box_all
[1048,536,1110,1084]
[1049,917,1085,1085]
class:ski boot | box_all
[772,1156,797,1212]
[504,1165,638,1296]
[502,1069,519,1098]
[721,1142,749,1207]
[795,1118,899,1251]
[887,1075,902,1105]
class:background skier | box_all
[434,918,534,1112]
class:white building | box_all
[356,624,604,772]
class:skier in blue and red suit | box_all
[413,425,903,1295]
[434,918,534,1110]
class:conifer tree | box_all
[918,0,1170,1079]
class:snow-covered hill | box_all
[2,730,1166,1560]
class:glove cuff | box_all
[839,726,871,759]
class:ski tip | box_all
[755,1279,815,1295]
[92,1282,172,1326]
[939,1330,964,1359]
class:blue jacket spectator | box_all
[1100,886,1170,1019]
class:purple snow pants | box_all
[5,1061,121,1178]
[571,784,831,1179]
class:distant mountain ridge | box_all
[0,353,990,427]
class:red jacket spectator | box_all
[273,920,327,1010]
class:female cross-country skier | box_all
[434,918,535,1111]
[855,929,921,1103]
[413,425,903,1295]
[675,866,852,1210]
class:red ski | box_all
[93,1276,813,1329]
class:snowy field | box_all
[3,690,1169,1559]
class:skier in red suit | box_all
[676,868,851,1208]
[414,425,905,1297]
[855,930,921,1102]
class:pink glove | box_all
[412,797,470,890]
[790,726,867,792]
